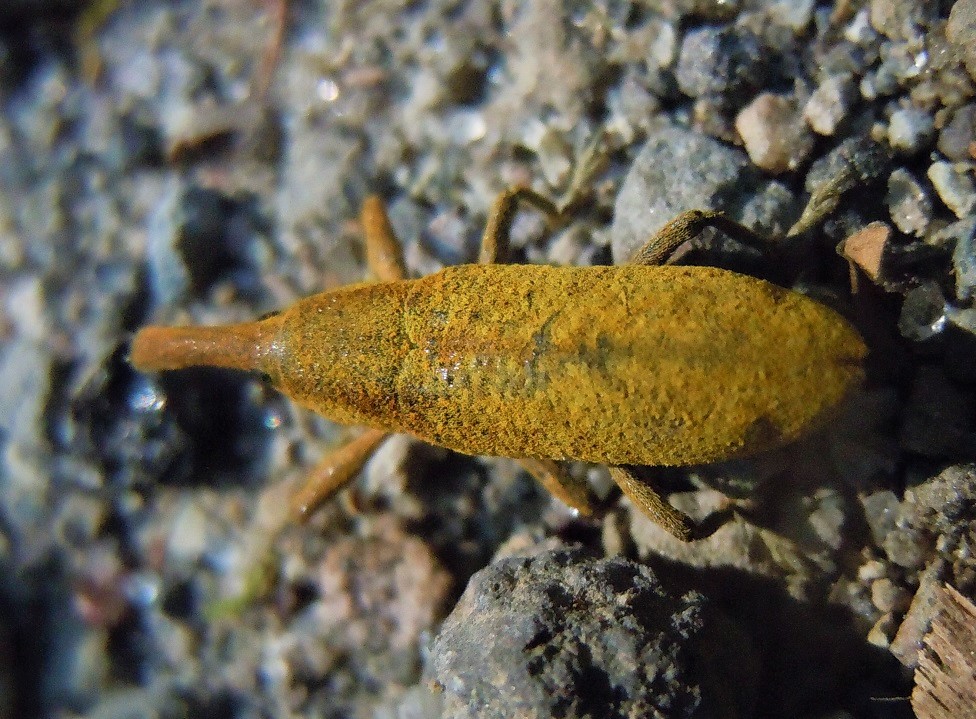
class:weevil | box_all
[130,187,866,540]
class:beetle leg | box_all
[361,195,408,281]
[290,427,389,522]
[289,197,405,522]
[477,189,602,514]
[621,211,776,540]
[478,185,561,264]
[608,466,694,541]
[517,458,595,516]
[629,210,771,267]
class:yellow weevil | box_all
[130,187,866,540]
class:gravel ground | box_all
[1,1,975,718]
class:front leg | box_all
[290,197,409,521]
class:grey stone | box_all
[870,0,932,41]
[804,75,856,136]
[145,178,191,306]
[937,104,976,161]
[886,168,932,236]
[871,578,912,614]
[611,125,790,262]
[947,0,976,81]
[883,528,930,572]
[843,8,880,46]
[927,161,976,218]
[676,26,766,101]
[898,282,948,342]
[887,107,936,154]
[903,463,976,539]
[427,547,757,719]
[767,0,816,32]
[949,217,976,301]
[861,490,901,549]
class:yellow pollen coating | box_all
[270,263,866,466]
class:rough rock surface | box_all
[427,547,757,719]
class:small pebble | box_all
[886,168,932,236]
[947,0,976,81]
[645,17,678,68]
[887,106,935,154]
[857,559,889,583]
[0,336,53,449]
[804,75,854,136]
[937,104,976,161]
[123,571,162,610]
[4,275,47,341]
[898,282,947,342]
[859,66,898,101]
[927,161,976,218]
[735,93,814,174]
[867,612,899,648]
[871,578,912,614]
[948,217,976,301]
[767,0,816,32]
[166,500,209,566]
[844,8,879,46]
[806,487,847,550]
[870,0,927,41]
[676,26,765,100]
[861,490,901,548]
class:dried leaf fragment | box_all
[838,221,891,284]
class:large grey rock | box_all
[427,547,757,719]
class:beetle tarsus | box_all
[609,466,695,542]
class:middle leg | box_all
[478,186,596,516]
[613,209,776,540]
[629,209,772,267]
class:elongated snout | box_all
[130,316,282,375]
